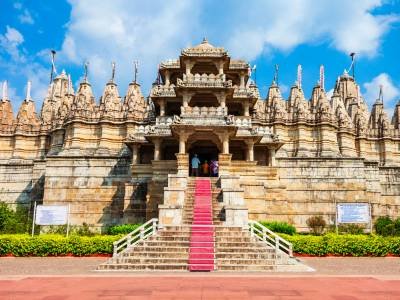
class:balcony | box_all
[233,86,259,99]
[177,73,232,89]
[150,84,176,98]
[160,59,180,69]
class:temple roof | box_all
[181,38,228,57]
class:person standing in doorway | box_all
[191,154,200,177]
[202,160,209,177]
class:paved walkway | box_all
[0,257,399,299]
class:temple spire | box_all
[377,84,383,104]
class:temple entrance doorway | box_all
[188,140,219,177]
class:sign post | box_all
[32,204,70,236]
[336,203,371,232]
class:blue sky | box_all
[1,0,400,116]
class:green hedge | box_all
[259,221,296,235]
[1,233,399,257]
[280,233,400,256]
[0,234,120,256]
[107,224,142,235]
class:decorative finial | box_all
[83,61,89,83]
[202,37,208,43]
[50,50,57,84]
[273,64,279,86]
[110,61,116,83]
[67,74,73,94]
[2,80,8,101]
[297,64,302,89]
[378,85,383,104]
[26,80,31,100]
[319,65,325,91]
[349,52,356,79]
[133,60,139,83]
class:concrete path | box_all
[0,257,399,299]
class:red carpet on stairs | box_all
[188,178,214,272]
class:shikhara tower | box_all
[0,39,399,230]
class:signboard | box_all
[35,205,69,225]
[337,203,370,224]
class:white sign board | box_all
[35,205,69,225]
[337,203,370,224]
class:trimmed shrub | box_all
[0,234,119,256]
[259,221,296,235]
[280,233,400,256]
[306,216,326,235]
[375,216,397,236]
[107,224,142,235]
[0,202,30,234]
[338,224,365,235]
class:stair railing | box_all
[248,220,293,258]
[113,218,159,257]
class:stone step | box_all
[114,257,190,264]
[216,246,275,253]
[122,251,189,258]
[216,252,276,259]
[216,258,275,265]
[123,246,190,253]
[217,264,276,271]
[98,263,189,271]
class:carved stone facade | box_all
[0,39,399,231]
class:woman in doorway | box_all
[201,160,209,177]
[210,159,218,177]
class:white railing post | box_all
[262,227,266,242]
[152,219,157,233]
[113,242,117,257]
[275,236,279,257]
[140,227,145,240]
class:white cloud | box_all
[224,0,398,60]
[57,0,398,100]
[0,26,25,61]
[363,73,400,114]
[19,9,35,25]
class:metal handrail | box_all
[112,218,159,257]
[248,220,293,257]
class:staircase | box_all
[98,177,296,272]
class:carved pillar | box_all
[185,60,194,76]
[270,148,276,166]
[246,140,254,161]
[159,99,166,116]
[179,132,188,154]
[243,100,250,117]
[222,135,229,154]
[154,138,161,160]
[132,144,139,164]
[165,70,170,86]
[240,73,245,88]
[176,153,189,176]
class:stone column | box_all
[165,70,170,86]
[132,144,139,164]
[154,138,161,160]
[270,148,276,166]
[218,61,224,75]
[240,73,245,88]
[243,100,250,117]
[176,153,189,176]
[246,140,254,161]
[179,133,187,154]
[222,135,229,154]
[159,99,166,116]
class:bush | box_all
[107,224,142,235]
[306,216,326,235]
[0,202,30,234]
[280,233,400,256]
[338,224,365,235]
[374,216,400,236]
[259,221,296,235]
[0,234,119,256]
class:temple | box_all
[1,39,400,231]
